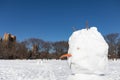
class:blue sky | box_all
[0,0,120,42]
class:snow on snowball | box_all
[67,27,108,80]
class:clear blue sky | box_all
[0,0,120,42]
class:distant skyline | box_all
[0,0,120,42]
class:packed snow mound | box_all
[68,27,109,75]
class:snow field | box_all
[0,60,71,80]
[0,60,120,80]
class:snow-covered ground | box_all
[0,59,120,80]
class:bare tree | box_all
[105,33,120,60]
[117,38,120,58]
[21,38,47,59]
[52,41,68,59]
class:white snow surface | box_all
[0,59,120,80]
[68,27,108,75]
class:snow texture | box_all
[0,60,120,80]
[68,27,108,75]
[0,60,71,80]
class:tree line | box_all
[0,33,120,59]
[0,37,68,59]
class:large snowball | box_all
[68,27,108,75]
